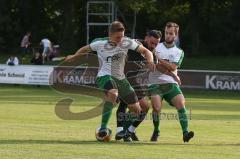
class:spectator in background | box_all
[31,52,43,65]
[6,55,19,66]
[49,44,60,60]
[20,31,31,54]
[40,38,52,64]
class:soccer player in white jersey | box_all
[64,21,155,140]
[148,22,194,142]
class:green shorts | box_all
[148,83,182,106]
[96,75,138,104]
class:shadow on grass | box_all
[0,139,177,146]
[0,139,239,147]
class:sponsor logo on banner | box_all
[52,67,97,86]
[0,65,53,85]
[206,75,240,91]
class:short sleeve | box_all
[172,50,184,67]
[89,41,99,51]
[128,38,140,51]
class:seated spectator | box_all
[31,52,43,65]
[6,56,19,66]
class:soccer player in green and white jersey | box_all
[148,22,194,142]
[64,21,155,140]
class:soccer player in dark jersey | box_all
[114,30,161,141]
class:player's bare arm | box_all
[64,45,92,62]
[136,45,156,71]
[156,62,181,85]
[158,58,178,71]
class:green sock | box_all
[178,107,189,133]
[101,101,114,129]
[152,112,160,132]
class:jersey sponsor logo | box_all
[106,54,121,63]
[206,75,240,91]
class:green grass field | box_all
[0,85,240,159]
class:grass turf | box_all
[0,85,239,159]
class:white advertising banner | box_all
[0,65,53,85]
[1,64,240,91]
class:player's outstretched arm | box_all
[64,45,92,62]
[136,45,155,71]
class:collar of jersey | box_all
[163,42,175,48]
[108,36,129,44]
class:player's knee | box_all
[182,99,185,106]
[174,100,185,109]
[105,89,118,104]
[128,103,141,115]
[153,106,161,113]
[139,98,149,113]
[152,102,161,113]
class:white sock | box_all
[128,125,136,133]
[116,127,123,133]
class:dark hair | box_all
[147,30,162,39]
[109,21,125,33]
[165,22,179,34]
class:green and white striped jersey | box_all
[90,37,140,80]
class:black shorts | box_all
[127,72,148,100]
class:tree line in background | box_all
[0,0,239,56]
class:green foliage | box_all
[0,0,239,57]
